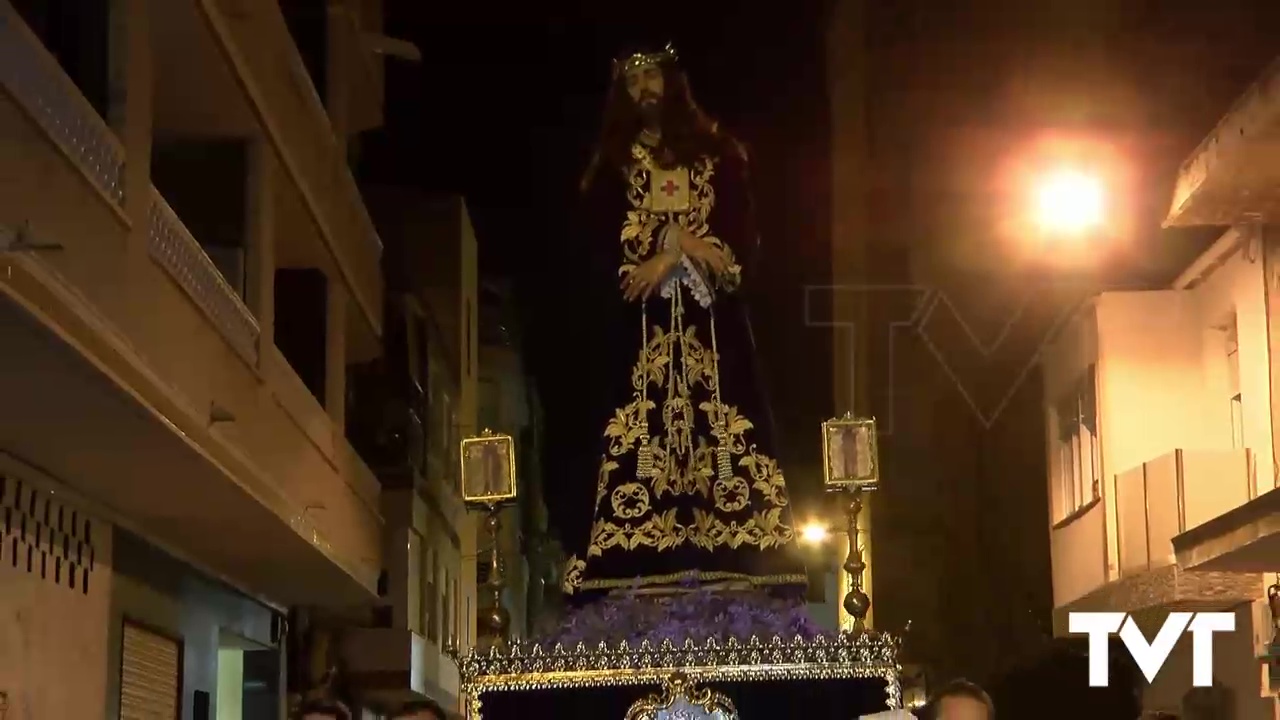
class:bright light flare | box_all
[1033,169,1105,235]
[799,522,830,546]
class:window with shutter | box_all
[119,622,180,720]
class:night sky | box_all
[361,1,1280,674]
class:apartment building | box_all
[1043,58,1280,718]
[342,189,478,715]
[0,0,394,716]
[476,279,550,640]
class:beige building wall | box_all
[1,0,395,714]
[1043,232,1276,714]
[1045,234,1273,605]
[1138,603,1274,719]
[0,477,113,720]
[348,187,481,713]
[411,195,480,656]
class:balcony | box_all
[1174,483,1280,574]
[1164,56,1280,227]
[1051,498,1108,609]
[1050,449,1261,635]
[187,0,384,345]
[0,1,122,209]
[341,629,461,716]
[1116,449,1254,575]
[0,5,380,605]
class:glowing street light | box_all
[1033,169,1105,236]
[799,521,830,546]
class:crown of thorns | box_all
[613,42,678,76]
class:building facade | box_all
[1044,56,1280,718]
[343,189,479,715]
[0,0,393,716]
[476,279,550,641]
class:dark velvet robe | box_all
[561,141,807,596]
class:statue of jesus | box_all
[561,44,806,597]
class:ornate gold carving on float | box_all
[454,631,902,719]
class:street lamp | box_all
[1032,168,1105,236]
[799,521,830,546]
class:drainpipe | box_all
[1261,222,1280,492]
[1260,221,1280,697]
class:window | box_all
[449,574,459,647]
[1056,364,1100,519]
[1231,395,1244,449]
[12,0,112,120]
[423,544,438,643]
[407,530,422,636]
[279,0,328,104]
[441,567,452,649]
[150,141,250,299]
[273,269,329,403]
[465,299,474,378]
[1226,319,1244,448]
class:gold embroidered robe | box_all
[562,143,806,595]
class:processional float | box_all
[455,417,904,720]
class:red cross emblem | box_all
[661,179,680,197]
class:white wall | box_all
[1043,240,1273,603]
[1140,603,1274,719]
[1096,290,1207,476]
[0,478,113,720]
[1096,290,1205,582]
[1189,244,1274,496]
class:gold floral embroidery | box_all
[611,482,652,519]
[565,145,794,594]
[618,146,742,290]
[562,555,586,593]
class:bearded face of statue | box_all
[624,63,664,121]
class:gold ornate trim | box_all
[625,674,737,720]
[457,632,902,718]
[577,569,808,592]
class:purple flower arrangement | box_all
[535,584,831,649]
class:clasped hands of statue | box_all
[621,224,730,302]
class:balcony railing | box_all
[0,1,124,206]
[1116,448,1254,576]
[147,188,260,365]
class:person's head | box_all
[294,699,351,720]
[391,699,445,720]
[926,679,994,720]
[584,43,738,189]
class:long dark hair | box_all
[580,55,743,192]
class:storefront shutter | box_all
[120,622,180,719]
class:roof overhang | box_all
[1165,57,1280,227]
